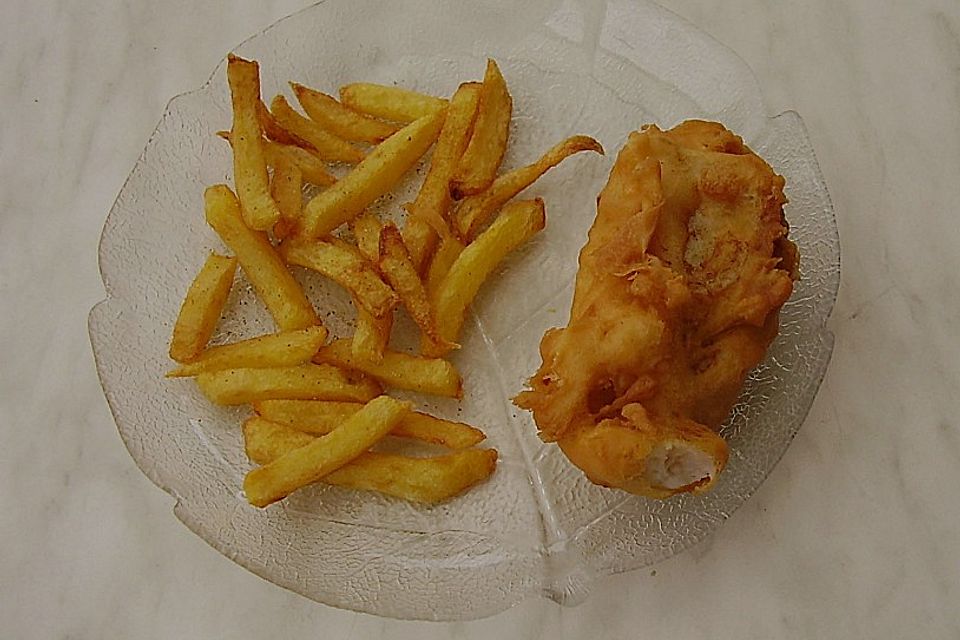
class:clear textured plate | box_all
[89,0,840,621]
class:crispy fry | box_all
[451,60,512,197]
[169,253,237,363]
[401,219,439,277]
[217,131,336,188]
[323,447,497,503]
[166,326,327,377]
[352,307,393,364]
[454,135,603,241]
[254,399,485,449]
[203,185,318,330]
[302,112,445,238]
[256,100,316,151]
[403,82,482,271]
[280,236,397,318]
[270,152,303,239]
[350,212,383,262]
[195,363,380,405]
[269,95,364,164]
[262,139,335,187]
[348,213,393,362]
[425,235,465,300]
[243,417,497,503]
[378,223,451,347]
[339,83,447,123]
[243,395,411,507]
[226,54,281,230]
[315,338,462,398]
[425,199,546,356]
[291,82,400,143]
[245,415,313,458]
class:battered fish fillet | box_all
[514,121,799,498]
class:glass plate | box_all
[89,0,840,621]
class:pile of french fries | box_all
[167,54,602,508]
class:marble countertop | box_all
[2,0,958,637]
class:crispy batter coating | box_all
[515,121,798,498]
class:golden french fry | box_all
[451,60,512,197]
[425,234,465,300]
[226,54,281,230]
[302,112,445,238]
[166,326,327,377]
[269,95,364,164]
[217,131,336,188]
[454,135,603,241]
[352,306,393,364]
[339,83,447,123]
[270,152,303,239]
[244,417,497,503]
[337,214,395,363]
[256,100,317,151]
[263,139,335,187]
[323,447,497,503]
[378,223,451,348]
[403,82,482,272]
[254,399,486,449]
[280,236,397,318]
[425,199,546,356]
[350,212,383,262]
[196,363,380,405]
[244,415,313,460]
[169,253,237,363]
[204,185,318,330]
[353,215,393,354]
[243,395,411,507]
[401,218,440,277]
[292,82,400,143]
[315,338,462,398]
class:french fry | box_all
[352,307,393,364]
[217,131,336,188]
[245,415,313,459]
[195,363,380,405]
[291,82,400,143]
[269,95,364,164]
[302,112,445,238]
[403,82,482,272]
[263,139,335,187]
[270,151,303,239]
[454,135,603,241]
[243,395,412,507]
[425,235,465,300]
[315,338,462,398]
[254,399,486,449]
[350,212,383,262]
[378,223,451,348]
[425,199,546,356]
[256,100,317,151]
[226,54,281,230]
[243,417,497,503]
[401,219,440,277]
[347,213,393,363]
[280,236,397,318]
[169,253,237,363]
[339,83,448,123]
[204,185,318,330]
[166,326,327,377]
[451,60,512,197]
[323,447,497,503]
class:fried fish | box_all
[515,121,799,498]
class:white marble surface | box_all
[2,0,958,637]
